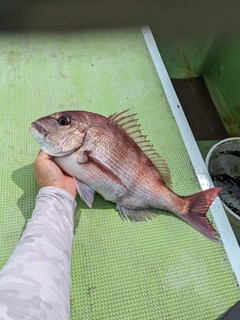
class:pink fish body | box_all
[30,110,222,242]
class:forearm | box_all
[0,187,76,320]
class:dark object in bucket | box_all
[209,149,240,217]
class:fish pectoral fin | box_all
[86,154,128,193]
[77,151,89,164]
[73,177,95,208]
[116,205,157,222]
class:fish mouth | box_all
[30,121,80,157]
[30,121,48,136]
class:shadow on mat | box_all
[11,163,37,229]
[11,164,195,236]
[11,163,118,234]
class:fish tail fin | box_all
[180,187,223,243]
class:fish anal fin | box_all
[73,177,95,208]
[180,187,223,243]
[116,205,157,222]
[109,110,172,188]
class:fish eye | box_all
[58,116,71,126]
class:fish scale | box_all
[89,128,163,190]
[89,131,172,208]
[30,110,222,242]
[90,138,159,206]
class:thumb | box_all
[34,150,53,166]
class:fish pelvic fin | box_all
[116,205,157,222]
[180,187,223,243]
[73,177,95,208]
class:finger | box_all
[34,150,53,169]
[36,150,53,161]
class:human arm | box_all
[0,151,77,320]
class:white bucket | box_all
[205,137,240,243]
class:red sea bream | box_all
[30,110,222,242]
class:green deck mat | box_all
[0,28,239,319]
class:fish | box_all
[30,110,222,243]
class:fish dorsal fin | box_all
[109,110,172,188]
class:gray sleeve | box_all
[0,186,77,320]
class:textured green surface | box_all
[0,29,239,319]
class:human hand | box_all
[34,150,77,198]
